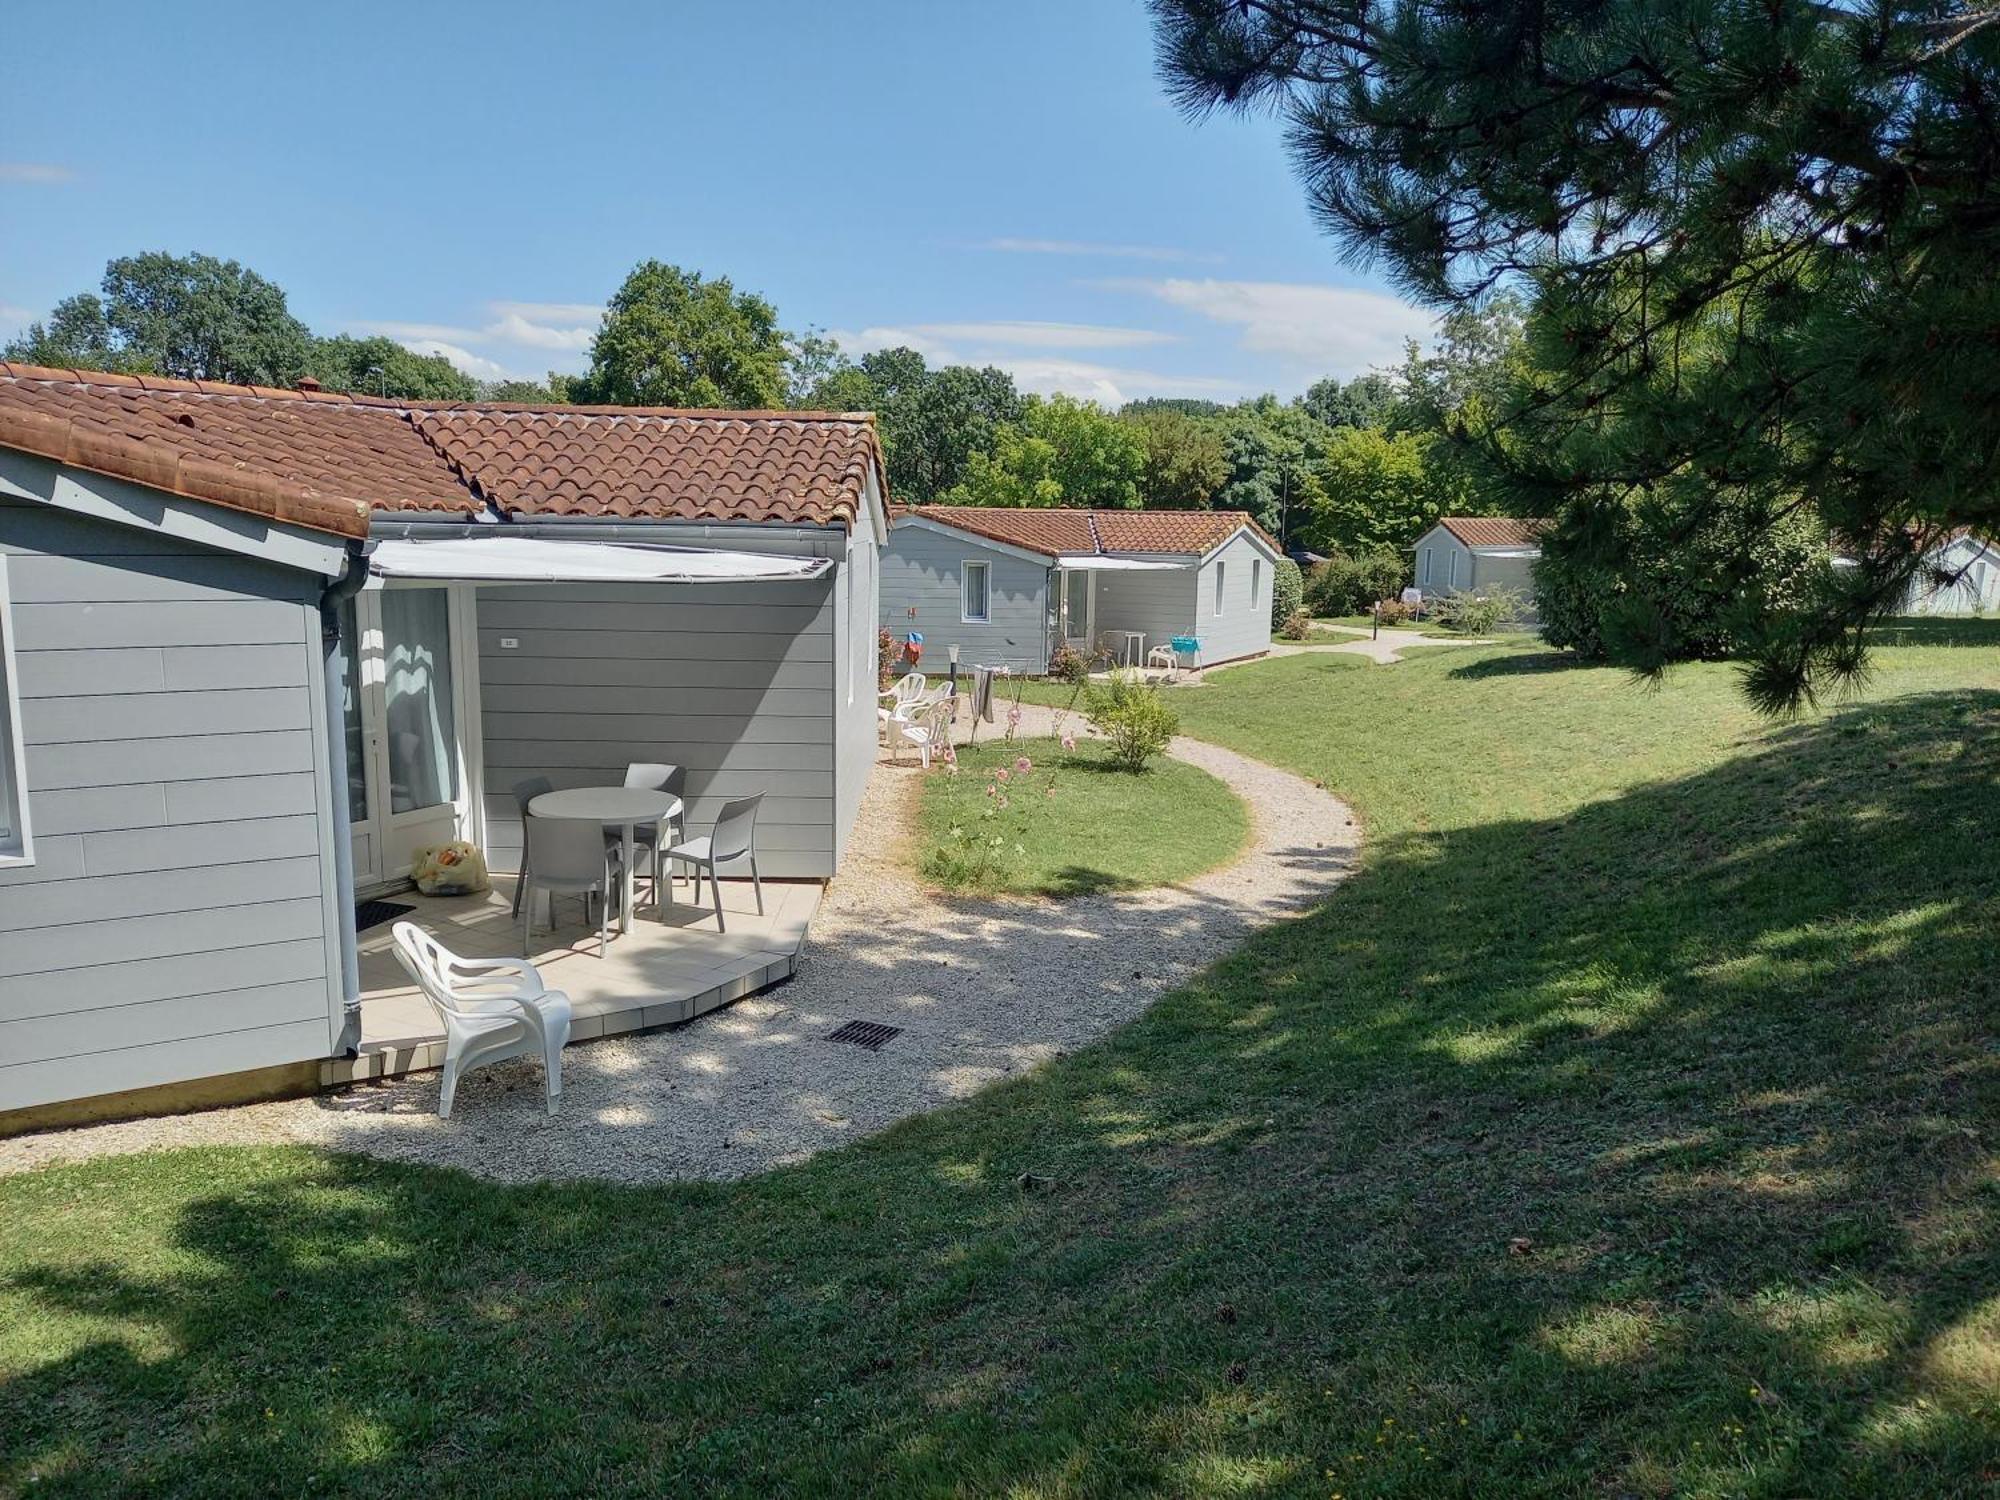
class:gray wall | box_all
[0,498,342,1113]
[1415,529,1473,594]
[881,523,1051,674]
[1092,564,1198,661]
[832,526,878,864]
[1195,532,1278,665]
[477,577,844,881]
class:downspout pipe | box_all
[318,540,369,1057]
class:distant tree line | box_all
[8,251,1527,560]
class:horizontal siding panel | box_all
[0,835,84,885]
[475,599,830,635]
[0,1018,332,1113]
[482,710,833,743]
[480,684,832,719]
[164,643,312,691]
[81,813,321,876]
[0,939,330,1024]
[479,655,829,691]
[477,628,832,664]
[24,783,167,837]
[10,598,307,650]
[486,740,832,774]
[1,980,330,1067]
[0,897,326,979]
[0,505,230,557]
[4,552,307,605]
[0,855,323,933]
[485,821,834,864]
[15,646,166,698]
[476,580,834,608]
[24,686,313,745]
[25,730,315,790]
[165,771,320,825]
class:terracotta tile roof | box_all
[1437,515,1547,548]
[894,505,1280,559]
[0,362,883,541]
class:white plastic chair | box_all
[521,815,620,958]
[895,696,956,769]
[878,671,926,740]
[666,794,764,933]
[390,921,573,1119]
[606,761,684,898]
[1147,644,1180,681]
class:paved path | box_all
[1270,625,1495,666]
[0,706,1359,1186]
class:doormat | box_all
[355,899,415,933]
[825,1020,902,1051]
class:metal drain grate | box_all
[826,1020,903,1051]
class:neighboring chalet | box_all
[1411,516,1548,602]
[882,506,1282,674]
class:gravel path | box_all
[1268,626,1494,665]
[0,706,1358,1185]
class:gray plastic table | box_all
[527,786,682,935]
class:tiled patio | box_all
[326,875,821,1087]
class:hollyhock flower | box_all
[985,783,997,798]
[1015,756,1032,774]
[1007,706,1022,726]
[995,768,1010,782]
[1060,734,1076,751]
[997,795,1011,809]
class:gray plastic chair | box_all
[605,762,684,897]
[521,816,621,957]
[509,776,555,919]
[666,794,764,933]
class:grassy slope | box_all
[914,737,1249,897]
[4,627,1999,1497]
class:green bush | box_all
[1534,510,1825,659]
[1429,586,1525,634]
[1303,548,1407,616]
[1270,556,1304,629]
[1046,642,1092,685]
[1081,676,1179,771]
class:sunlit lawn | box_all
[913,736,1248,897]
[4,623,1998,1495]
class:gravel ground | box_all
[0,705,1358,1185]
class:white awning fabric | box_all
[367,537,834,584]
[1054,555,1188,572]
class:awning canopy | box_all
[1054,555,1188,572]
[367,537,834,584]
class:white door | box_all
[1060,568,1094,650]
[341,586,473,892]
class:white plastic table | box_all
[1115,630,1145,669]
[527,786,682,936]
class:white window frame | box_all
[961,560,991,623]
[1251,558,1262,610]
[1420,547,1432,584]
[0,556,33,866]
[1449,551,1461,589]
[1213,559,1227,616]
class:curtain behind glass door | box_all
[378,589,458,814]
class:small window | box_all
[1420,548,1432,584]
[1251,558,1262,609]
[1448,551,1460,589]
[0,558,32,864]
[1213,560,1227,616]
[962,561,991,623]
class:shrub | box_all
[1279,608,1314,640]
[1270,556,1304,629]
[1303,547,1408,616]
[1429,586,1525,634]
[1373,597,1413,625]
[877,627,899,688]
[1081,675,1179,771]
[1047,641,1092,685]
[1534,510,1825,660]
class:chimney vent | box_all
[296,376,323,393]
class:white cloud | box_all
[980,237,1221,265]
[490,301,603,326]
[394,338,511,382]
[484,309,595,352]
[0,163,74,185]
[1111,277,1434,375]
[900,320,1172,350]
[996,356,1243,407]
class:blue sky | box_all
[0,1,1432,406]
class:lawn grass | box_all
[5,626,2000,1495]
[913,736,1248,897]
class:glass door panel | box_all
[378,587,458,815]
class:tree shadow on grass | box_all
[1446,647,1588,679]
[1870,615,2000,649]
[5,692,1999,1495]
